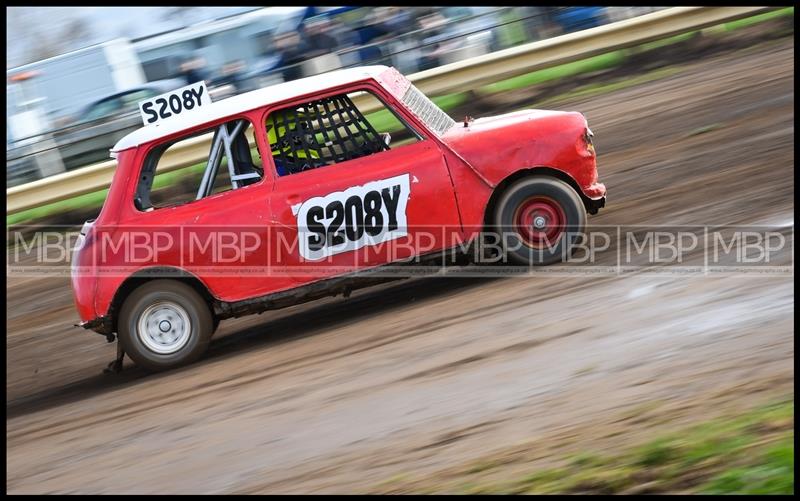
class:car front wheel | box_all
[493,176,587,266]
[118,280,214,371]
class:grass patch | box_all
[568,452,605,468]
[521,399,795,494]
[377,398,794,494]
[722,7,794,32]
[481,51,627,94]
[534,65,682,107]
[150,160,207,189]
[700,441,794,494]
[637,31,698,52]
[635,438,678,467]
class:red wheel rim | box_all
[512,196,566,248]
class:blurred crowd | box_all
[180,7,644,95]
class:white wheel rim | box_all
[137,301,192,355]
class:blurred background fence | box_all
[6,7,666,189]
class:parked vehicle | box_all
[6,80,184,172]
[71,65,606,371]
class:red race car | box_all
[71,66,606,371]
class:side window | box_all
[265,89,423,177]
[135,118,263,211]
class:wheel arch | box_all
[108,267,219,333]
[483,166,590,228]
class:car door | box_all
[264,86,463,286]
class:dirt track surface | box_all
[6,34,794,493]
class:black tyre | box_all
[118,280,214,371]
[493,176,586,266]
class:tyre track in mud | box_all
[7,274,621,445]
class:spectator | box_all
[416,12,449,70]
[180,57,209,85]
[352,10,391,65]
[327,16,359,50]
[378,7,414,36]
[214,60,246,93]
[303,18,339,57]
[274,31,309,82]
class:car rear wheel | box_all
[118,280,214,371]
[493,176,587,266]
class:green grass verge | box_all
[722,7,793,32]
[394,398,794,494]
[534,65,683,107]
[481,51,627,94]
[637,31,698,52]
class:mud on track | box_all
[6,32,794,493]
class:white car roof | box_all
[112,65,391,153]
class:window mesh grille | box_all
[269,94,389,175]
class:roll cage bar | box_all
[195,119,261,200]
[135,119,261,211]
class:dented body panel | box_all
[440,109,605,233]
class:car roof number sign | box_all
[138,81,212,126]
